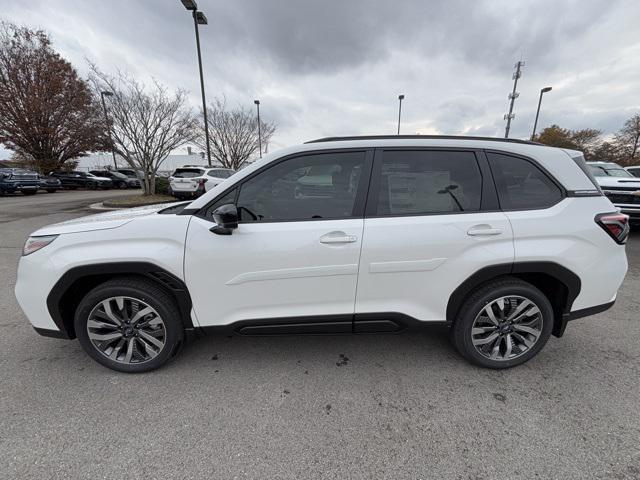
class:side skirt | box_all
[197,313,449,337]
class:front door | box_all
[184,149,373,329]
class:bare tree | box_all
[0,22,103,173]
[614,113,640,166]
[90,68,198,194]
[196,98,276,170]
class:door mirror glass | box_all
[210,203,238,235]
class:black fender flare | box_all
[46,262,193,339]
[446,262,581,336]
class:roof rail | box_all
[305,135,541,145]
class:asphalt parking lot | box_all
[1,191,639,479]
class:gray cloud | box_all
[1,0,639,158]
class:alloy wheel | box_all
[471,295,543,361]
[86,296,166,365]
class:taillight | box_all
[198,178,208,187]
[595,212,630,244]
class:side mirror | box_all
[210,203,238,235]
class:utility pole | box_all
[504,60,525,138]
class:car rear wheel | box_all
[451,277,553,369]
[74,278,184,373]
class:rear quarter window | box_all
[487,152,563,210]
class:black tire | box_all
[450,277,554,369]
[46,189,57,193]
[74,277,184,373]
[22,190,37,195]
[119,182,128,189]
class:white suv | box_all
[169,166,235,199]
[15,136,629,372]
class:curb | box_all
[89,202,123,211]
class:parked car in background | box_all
[38,174,62,193]
[15,136,628,373]
[169,166,235,199]
[587,161,640,223]
[625,166,640,177]
[90,170,140,189]
[117,168,141,180]
[50,171,112,190]
[0,168,39,195]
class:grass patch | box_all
[103,194,177,208]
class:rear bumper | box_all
[554,299,616,337]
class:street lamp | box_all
[100,91,117,169]
[254,100,262,158]
[531,86,552,141]
[180,0,212,166]
[397,94,405,135]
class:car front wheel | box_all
[74,278,184,373]
[451,277,553,369]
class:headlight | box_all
[22,235,58,256]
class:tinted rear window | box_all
[375,150,483,215]
[487,153,563,210]
[173,168,204,178]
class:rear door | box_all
[354,149,514,327]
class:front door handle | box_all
[320,231,358,244]
[467,225,504,236]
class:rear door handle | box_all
[467,225,504,236]
[320,231,358,244]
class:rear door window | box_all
[487,152,563,210]
[372,150,483,215]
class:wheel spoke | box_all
[88,331,122,342]
[138,330,164,350]
[506,300,538,323]
[137,337,160,359]
[131,307,154,325]
[472,326,496,335]
[109,338,126,359]
[512,324,540,337]
[101,300,122,326]
[472,331,500,346]
[87,319,119,330]
[124,338,134,363]
[483,305,500,326]
[504,334,513,358]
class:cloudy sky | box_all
[1,0,639,158]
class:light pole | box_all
[254,100,262,158]
[397,94,405,135]
[531,86,552,141]
[100,91,117,169]
[180,0,212,166]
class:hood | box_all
[593,176,640,188]
[32,202,184,236]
